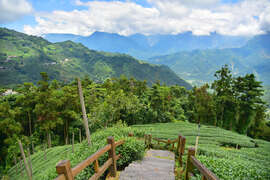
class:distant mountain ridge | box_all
[148,33,270,85]
[44,31,250,59]
[0,28,191,89]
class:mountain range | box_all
[44,31,270,86]
[149,33,270,85]
[44,31,250,59]
[0,28,191,89]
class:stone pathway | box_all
[119,149,175,180]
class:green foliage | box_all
[0,74,189,173]
[7,124,145,180]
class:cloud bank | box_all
[24,0,270,36]
[0,0,32,23]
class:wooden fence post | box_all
[168,139,171,150]
[56,160,74,180]
[107,136,117,177]
[14,156,18,174]
[195,136,199,155]
[94,160,99,173]
[180,137,186,167]
[43,144,47,160]
[144,134,147,147]
[185,147,195,180]
[18,140,32,180]
[177,134,182,154]
[148,134,152,148]
[27,148,33,177]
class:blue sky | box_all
[1,0,270,36]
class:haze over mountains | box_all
[44,32,250,60]
[149,33,270,85]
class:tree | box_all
[234,74,265,134]
[211,65,237,130]
[192,84,216,125]
[34,72,62,148]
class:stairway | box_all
[119,149,175,180]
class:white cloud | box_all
[259,6,270,32]
[24,0,270,36]
[0,0,32,23]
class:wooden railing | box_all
[144,134,186,167]
[185,147,219,180]
[55,136,124,180]
[145,134,219,180]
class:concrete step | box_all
[119,149,175,180]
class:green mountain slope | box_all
[149,33,270,86]
[0,28,191,89]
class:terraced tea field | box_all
[131,122,270,179]
[7,121,270,180]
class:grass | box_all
[131,121,270,180]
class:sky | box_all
[0,0,270,37]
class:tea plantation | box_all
[7,121,270,180]
[7,124,145,180]
[131,121,270,180]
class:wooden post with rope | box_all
[195,123,200,155]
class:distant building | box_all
[2,89,18,96]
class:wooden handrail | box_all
[152,137,178,144]
[145,134,184,153]
[89,158,112,180]
[190,156,219,180]
[185,147,219,180]
[72,144,111,176]
[115,140,125,147]
[55,137,125,180]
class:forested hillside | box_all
[1,66,269,175]
[149,33,270,86]
[0,28,191,89]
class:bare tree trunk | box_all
[77,78,91,146]
[47,131,51,148]
[14,156,18,174]
[27,148,33,177]
[19,157,23,177]
[43,144,47,160]
[28,111,32,137]
[18,140,32,180]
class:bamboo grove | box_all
[0,65,269,173]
